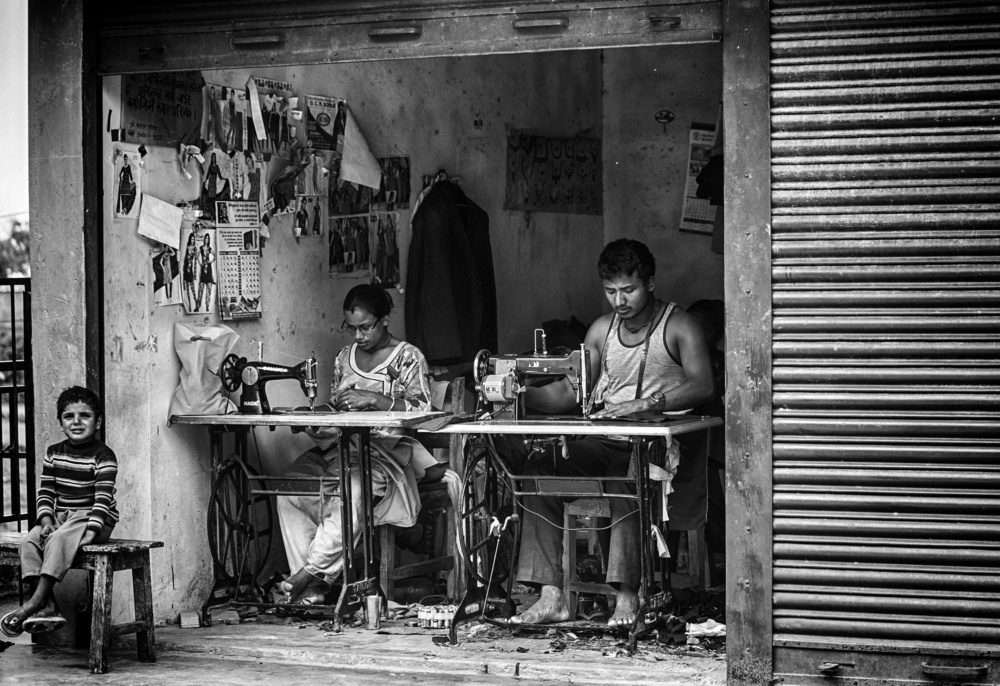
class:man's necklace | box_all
[622,300,662,334]
[623,318,650,334]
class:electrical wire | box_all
[517,501,638,533]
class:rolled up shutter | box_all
[768,0,1000,669]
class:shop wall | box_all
[603,43,724,309]
[101,50,604,620]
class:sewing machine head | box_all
[473,329,590,421]
[220,352,318,414]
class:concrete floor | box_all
[0,609,726,685]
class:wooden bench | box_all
[0,532,162,674]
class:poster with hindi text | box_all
[120,72,204,147]
[216,201,262,320]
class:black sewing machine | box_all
[219,352,318,414]
[473,329,590,421]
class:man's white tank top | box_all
[590,301,689,409]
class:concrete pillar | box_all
[27,0,95,646]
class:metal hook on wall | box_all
[654,109,675,133]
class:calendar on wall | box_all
[216,200,262,320]
[679,122,718,235]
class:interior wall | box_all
[102,50,605,619]
[603,43,724,310]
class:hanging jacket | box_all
[406,180,497,366]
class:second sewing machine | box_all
[473,329,590,421]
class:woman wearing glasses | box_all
[276,284,439,606]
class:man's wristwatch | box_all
[650,392,665,411]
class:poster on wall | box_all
[113,144,142,219]
[202,84,247,153]
[199,151,246,222]
[329,216,370,280]
[504,131,602,215]
[369,212,401,288]
[305,94,347,152]
[179,221,217,315]
[295,154,329,198]
[679,122,718,235]
[151,243,182,307]
[371,156,411,212]
[330,180,372,217]
[293,196,327,238]
[216,201,262,320]
[120,71,204,147]
[241,151,267,210]
[246,77,295,159]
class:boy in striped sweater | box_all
[1,386,118,637]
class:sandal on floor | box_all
[22,613,67,634]
[1,609,25,638]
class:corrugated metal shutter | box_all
[768,0,1000,660]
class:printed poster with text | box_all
[120,72,204,147]
[679,122,718,235]
[216,201,262,320]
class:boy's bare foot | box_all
[607,584,640,629]
[508,585,571,624]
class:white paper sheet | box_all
[137,193,183,249]
[339,107,382,190]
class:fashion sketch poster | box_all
[113,144,142,219]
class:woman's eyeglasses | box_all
[340,320,379,335]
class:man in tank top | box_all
[509,238,715,629]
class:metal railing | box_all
[0,278,33,531]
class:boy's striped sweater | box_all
[36,437,119,534]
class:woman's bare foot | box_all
[279,569,331,604]
[298,580,332,605]
[278,568,314,603]
[509,585,571,624]
[607,585,640,629]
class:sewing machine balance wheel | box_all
[207,456,274,588]
[219,353,244,393]
[473,349,492,384]
[459,441,520,588]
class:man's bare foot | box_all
[608,585,640,629]
[509,585,571,624]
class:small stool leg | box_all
[132,551,156,663]
[89,555,115,674]
[379,525,395,602]
[687,527,706,591]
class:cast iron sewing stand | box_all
[169,410,445,627]
[429,415,721,652]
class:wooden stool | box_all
[379,479,461,601]
[562,498,616,619]
[561,500,710,616]
[0,532,163,674]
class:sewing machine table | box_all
[426,415,721,651]
[169,411,446,627]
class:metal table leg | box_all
[333,427,384,629]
